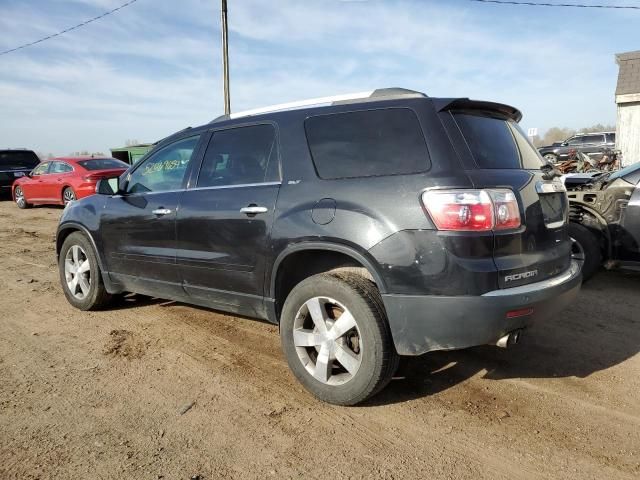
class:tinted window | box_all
[197,124,278,187]
[50,162,73,173]
[453,113,542,169]
[0,150,40,170]
[305,108,429,179]
[582,134,604,145]
[606,133,615,143]
[32,162,50,176]
[127,136,200,194]
[78,158,128,170]
[566,136,583,146]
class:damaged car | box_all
[566,162,640,280]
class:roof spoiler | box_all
[432,98,522,122]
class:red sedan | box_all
[13,156,128,208]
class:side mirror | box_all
[96,177,120,195]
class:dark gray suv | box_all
[56,88,582,405]
[538,132,615,163]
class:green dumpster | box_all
[110,144,153,165]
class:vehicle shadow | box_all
[367,269,640,406]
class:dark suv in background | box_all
[55,88,581,405]
[0,149,40,196]
[538,132,615,163]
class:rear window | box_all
[0,150,40,170]
[305,108,430,179]
[77,158,128,170]
[453,113,543,169]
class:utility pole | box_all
[221,0,231,115]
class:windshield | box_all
[77,158,128,170]
[0,150,40,170]
[453,113,543,169]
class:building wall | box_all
[616,101,640,167]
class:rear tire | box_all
[62,187,76,205]
[59,232,112,310]
[280,272,399,405]
[14,186,31,209]
[569,222,602,282]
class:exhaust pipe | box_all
[496,330,522,349]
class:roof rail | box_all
[211,87,426,123]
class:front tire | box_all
[280,272,399,405]
[569,222,602,282]
[14,186,31,209]
[59,232,112,310]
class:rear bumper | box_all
[382,260,582,355]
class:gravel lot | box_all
[0,199,638,479]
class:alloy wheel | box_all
[64,245,91,300]
[15,186,26,208]
[63,189,76,205]
[293,296,362,386]
[570,236,585,263]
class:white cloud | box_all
[0,0,626,155]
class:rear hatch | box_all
[440,104,571,289]
[0,150,40,184]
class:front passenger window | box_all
[32,163,50,176]
[127,136,200,194]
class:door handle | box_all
[240,206,268,215]
[152,208,172,216]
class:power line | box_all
[0,0,140,57]
[470,0,640,9]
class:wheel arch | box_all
[568,203,612,259]
[269,242,387,322]
[56,223,104,270]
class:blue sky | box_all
[0,0,637,155]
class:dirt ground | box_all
[0,200,638,480]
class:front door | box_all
[100,135,202,297]
[176,124,280,318]
[22,162,51,201]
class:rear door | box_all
[100,135,202,297]
[48,161,75,201]
[176,123,280,318]
[445,110,571,289]
[580,134,606,161]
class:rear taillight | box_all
[422,189,521,232]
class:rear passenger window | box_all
[453,113,542,169]
[50,162,73,173]
[197,124,279,187]
[305,108,430,179]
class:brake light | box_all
[422,189,521,231]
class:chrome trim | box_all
[240,206,268,214]
[482,260,581,297]
[545,220,566,229]
[229,91,374,119]
[189,181,281,192]
[152,208,172,215]
[536,181,567,194]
